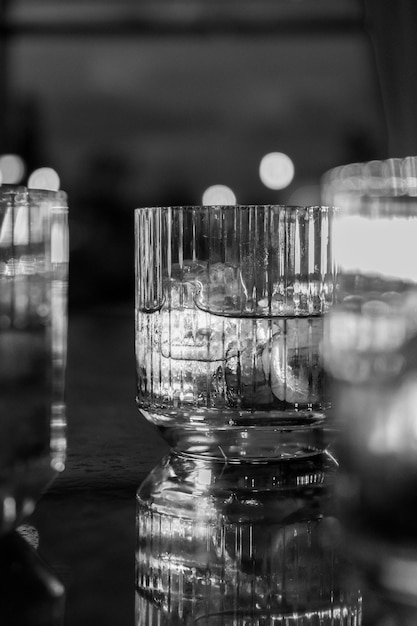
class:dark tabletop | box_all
[30,306,169,626]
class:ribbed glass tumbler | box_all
[134,205,337,460]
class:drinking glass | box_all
[322,195,417,620]
[135,451,362,625]
[134,205,337,460]
[321,155,417,208]
[0,186,69,532]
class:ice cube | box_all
[156,279,240,362]
[195,262,248,314]
[158,354,220,406]
[159,308,238,363]
[262,318,322,405]
[223,320,274,407]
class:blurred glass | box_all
[321,155,417,208]
[46,190,69,475]
[135,450,361,625]
[322,194,417,619]
[0,186,68,533]
[135,205,338,461]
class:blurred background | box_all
[0,0,415,308]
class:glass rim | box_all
[0,184,67,202]
[134,204,337,214]
[322,155,417,199]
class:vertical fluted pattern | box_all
[136,503,361,625]
[135,205,337,456]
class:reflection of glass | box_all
[135,205,337,460]
[48,191,69,475]
[0,186,68,532]
[135,451,361,625]
[322,196,417,619]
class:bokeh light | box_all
[259,152,295,190]
[202,184,236,205]
[0,154,25,184]
[28,167,60,191]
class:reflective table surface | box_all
[14,307,169,625]
[1,307,410,625]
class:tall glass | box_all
[322,195,417,621]
[0,186,68,532]
[135,205,337,460]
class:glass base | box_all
[136,593,361,626]
[140,408,331,461]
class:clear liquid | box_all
[137,310,324,407]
